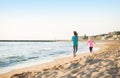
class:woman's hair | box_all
[73,31,78,36]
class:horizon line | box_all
[0,40,71,42]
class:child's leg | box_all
[90,47,94,55]
[89,47,91,53]
[91,47,94,54]
[89,47,93,55]
[90,47,93,52]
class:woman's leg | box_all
[75,45,78,52]
[73,46,76,57]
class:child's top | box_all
[72,36,78,46]
[88,40,94,47]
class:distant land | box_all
[0,40,56,42]
[0,40,70,42]
[79,31,120,40]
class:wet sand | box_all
[0,40,120,78]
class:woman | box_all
[72,31,78,57]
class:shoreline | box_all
[0,41,119,78]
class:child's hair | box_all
[88,36,92,40]
[73,31,78,36]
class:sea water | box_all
[0,42,98,74]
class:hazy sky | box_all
[0,0,120,40]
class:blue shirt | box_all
[72,36,78,46]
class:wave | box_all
[33,48,53,54]
[0,55,39,68]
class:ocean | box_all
[0,42,97,74]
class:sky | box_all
[0,0,120,40]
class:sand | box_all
[0,40,120,78]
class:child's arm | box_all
[93,41,95,44]
[87,40,89,45]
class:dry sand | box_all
[0,40,120,78]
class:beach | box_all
[0,40,120,78]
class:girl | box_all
[87,37,95,55]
